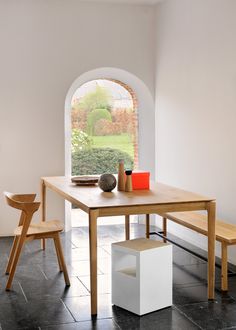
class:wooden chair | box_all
[4,191,70,290]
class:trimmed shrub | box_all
[87,108,112,135]
[72,147,133,175]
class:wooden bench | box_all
[160,211,236,291]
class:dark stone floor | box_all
[1,223,236,330]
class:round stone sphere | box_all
[98,174,117,192]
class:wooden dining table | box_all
[41,176,216,316]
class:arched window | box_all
[71,79,138,176]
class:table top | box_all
[42,176,215,211]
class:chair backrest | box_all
[4,192,41,233]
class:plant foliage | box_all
[72,147,133,175]
[71,128,92,152]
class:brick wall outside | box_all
[107,79,139,169]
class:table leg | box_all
[146,214,150,238]
[41,179,46,250]
[207,201,216,300]
[89,209,98,316]
[163,217,167,243]
[125,215,130,240]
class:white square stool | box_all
[111,238,172,315]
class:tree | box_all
[79,86,112,112]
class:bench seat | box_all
[163,211,236,244]
[161,211,236,291]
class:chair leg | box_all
[221,242,228,291]
[5,236,19,275]
[54,233,70,286]
[6,236,25,290]
[53,236,63,272]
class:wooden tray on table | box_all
[71,176,99,186]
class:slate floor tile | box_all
[3,327,40,330]
[0,253,8,267]
[0,278,26,304]
[37,260,102,279]
[0,298,74,329]
[173,250,206,267]
[173,263,221,287]
[0,237,13,254]
[41,319,119,330]
[19,276,89,301]
[69,260,103,277]
[215,276,236,300]
[97,258,111,274]
[173,283,226,306]
[10,264,47,282]
[178,298,236,330]
[65,247,110,262]
[79,274,111,294]
[100,245,111,255]
[112,305,200,330]
[63,294,112,321]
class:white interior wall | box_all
[0,0,155,235]
[1,0,235,268]
[155,0,236,263]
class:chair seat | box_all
[14,220,64,236]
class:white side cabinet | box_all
[112,238,172,316]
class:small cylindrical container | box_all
[125,170,133,192]
[118,160,125,191]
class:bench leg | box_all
[163,217,167,243]
[221,242,228,291]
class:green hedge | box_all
[72,147,133,175]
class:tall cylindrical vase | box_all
[118,160,125,191]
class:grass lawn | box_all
[91,134,134,158]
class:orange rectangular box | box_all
[131,171,150,190]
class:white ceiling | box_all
[79,0,163,5]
